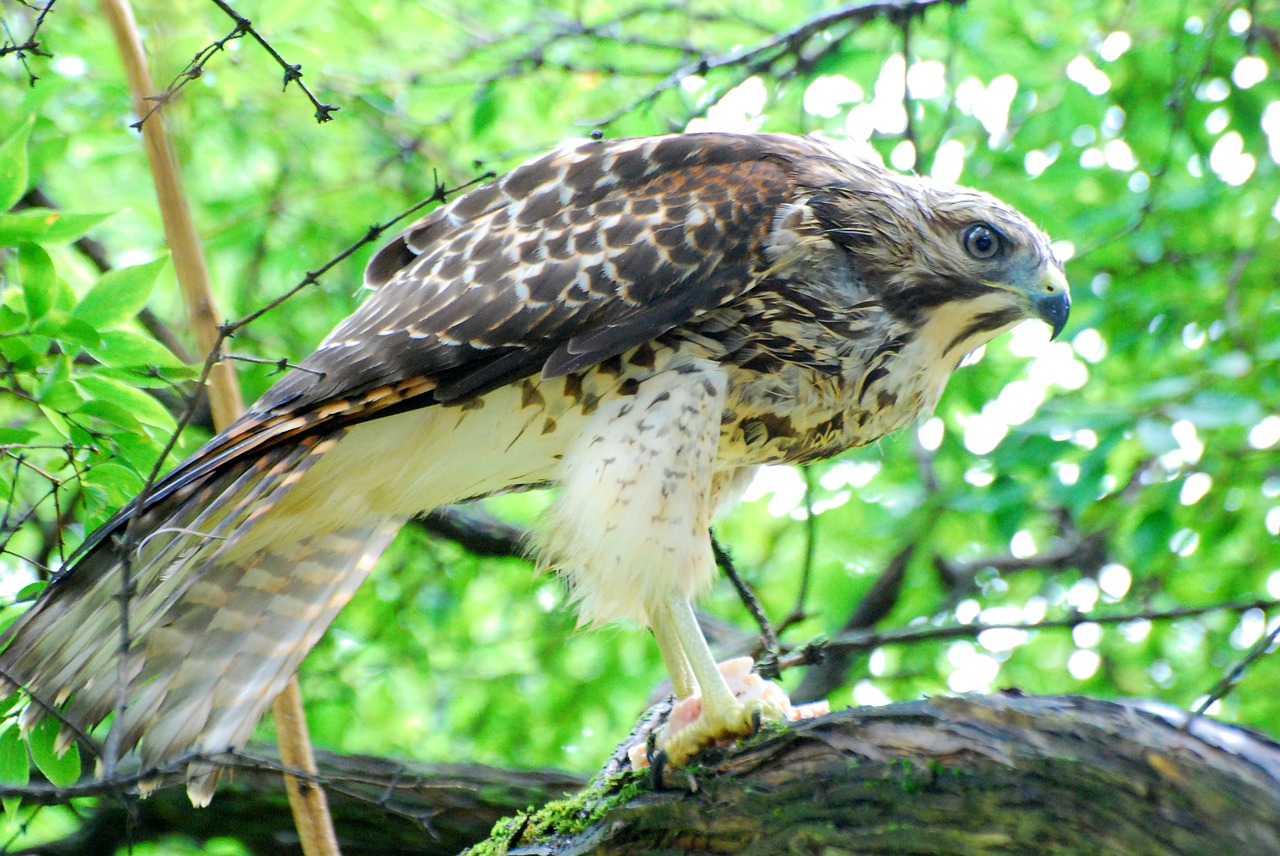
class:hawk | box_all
[0,132,1069,803]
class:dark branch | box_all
[0,0,55,88]
[589,0,961,125]
[792,543,912,702]
[802,596,1280,663]
[132,0,339,129]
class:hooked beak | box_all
[1030,266,1071,340]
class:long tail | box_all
[0,429,399,804]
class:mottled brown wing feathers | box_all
[254,133,820,416]
[0,132,848,798]
[60,134,821,565]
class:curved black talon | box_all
[647,745,669,790]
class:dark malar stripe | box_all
[883,277,991,327]
[944,307,1026,357]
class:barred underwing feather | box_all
[0,132,1068,802]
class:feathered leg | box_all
[539,355,787,763]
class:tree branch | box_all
[589,0,961,125]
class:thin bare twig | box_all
[711,533,781,674]
[804,597,1280,662]
[1192,611,1280,719]
[589,0,958,126]
[206,0,338,122]
[0,0,55,86]
[131,0,338,129]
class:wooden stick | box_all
[99,2,341,853]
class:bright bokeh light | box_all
[1098,564,1132,600]
[1068,648,1101,680]
[846,54,908,138]
[1025,144,1061,177]
[1267,569,1280,599]
[1169,528,1200,557]
[1104,139,1136,170]
[962,410,1008,455]
[1098,31,1131,61]
[1232,57,1267,89]
[1196,78,1230,102]
[819,460,880,490]
[1248,415,1280,449]
[930,138,966,183]
[1120,618,1151,643]
[686,76,767,133]
[1072,622,1102,648]
[1209,131,1256,185]
[1230,608,1267,649]
[1166,419,1204,468]
[52,55,88,77]
[1071,328,1107,363]
[1066,577,1100,612]
[978,605,1030,653]
[1067,55,1111,95]
[1260,103,1280,163]
[803,74,864,118]
[917,416,945,451]
[890,139,916,171]
[869,648,887,676]
[1206,106,1231,135]
[853,679,892,706]
[1179,472,1212,505]
[906,60,947,99]
[742,465,807,517]
[1010,530,1037,558]
[946,641,1000,693]
[955,598,981,624]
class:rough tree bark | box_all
[494,693,1280,856]
[10,693,1279,855]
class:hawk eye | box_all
[964,224,1001,260]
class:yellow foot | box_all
[628,657,829,769]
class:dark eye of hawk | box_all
[963,223,1001,260]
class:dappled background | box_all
[1,0,1277,851]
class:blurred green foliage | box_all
[1,0,1277,850]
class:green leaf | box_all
[73,375,176,432]
[32,312,102,350]
[0,209,113,245]
[18,242,55,321]
[0,304,25,334]
[0,726,28,789]
[471,85,501,137]
[39,377,82,412]
[2,795,19,826]
[82,461,145,507]
[37,404,72,440]
[0,116,34,213]
[0,427,38,445]
[86,329,190,370]
[28,717,80,788]
[41,210,114,243]
[1135,418,1176,455]
[73,257,167,330]
[80,398,146,434]
[13,581,46,603]
[1169,391,1264,429]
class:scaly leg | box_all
[648,596,788,766]
[650,600,697,700]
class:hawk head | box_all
[792,152,1070,358]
